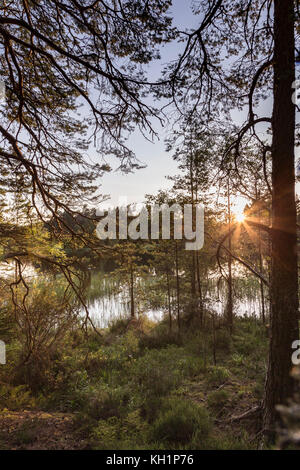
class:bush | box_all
[12,419,39,447]
[139,332,182,350]
[252,382,264,399]
[214,330,232,353]
[151,399,211,445]
[132,347,182,398]
[206,366,230,387]
[231,353,246,367]
[84,387,129,420]
[92,417,121,450]
[232,323,265,357]
[140,396,163,423]
[178,356,206,377]
[198,432,254,450]
[92,410,147,450]
[107,317,130,335]
[0,384,36,411]
[207,389,229,411]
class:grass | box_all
[0,315,268,450]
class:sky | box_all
[98,0,199,209]
[93,0,300,211]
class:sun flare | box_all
[235,212,245,223]
[232,197,247,224]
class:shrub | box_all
[12,419,39,447]
[206,366,230,387]
[198,432,254,450]
[0,384,36,411]
[232,324,265,357]
[132,348,182,398]
[252,382,264,399]
[92,410,147,450]
[207,389,229,411]
[139,332,182,350]
[84,387,129,420]
[231,353,246,367]
[178,356,206,377]
[215,330,232,353]
[151,399,211,445]
[108,317,130,335]
[140,396,163,423]
[184,333,205,356]
[92,417,121,450]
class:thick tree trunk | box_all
[263,0,299,434]
[259,275,266,325]
[257,195,266,324]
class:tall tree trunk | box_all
[196,252,204,327]
[259,268,266,324]
[263,0,299,434]
[130,264,135,318]
[257,190,266,325]
[175,241,180,330]
[189,150,197,321]
[227,179,233,333]
[166,271,172,332]
[190,252,197,320]
[212,312,217,366]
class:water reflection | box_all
[84,267,268,329]
[84,273,164,328]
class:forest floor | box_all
[0,316,269,450]
[0,410,88,450]
[0,376,260,450]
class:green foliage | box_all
[251,382,264,400]
[0,315,267,450]
[214,330,232,353]
[201,432,255,450]
[231,320,267,379]
[132,347,182,398]
[0,307,14,343]
[84,387,130,421]
[276,367,300,449]
[92,410,148,450]
[207,389,229,411]
[206,366,230,387]
[12,419,39,447]
[0,385,37,411]
[150,398,211,445]
[139,331,182,350]
[231,353,246,367]
[140,396,163,423]
[108,318,131,335]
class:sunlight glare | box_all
[232,197,247,224]
[235,212,245,223]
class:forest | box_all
[0,0,299,452]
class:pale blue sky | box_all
[98,0,199,209]
[95,0,300,209]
